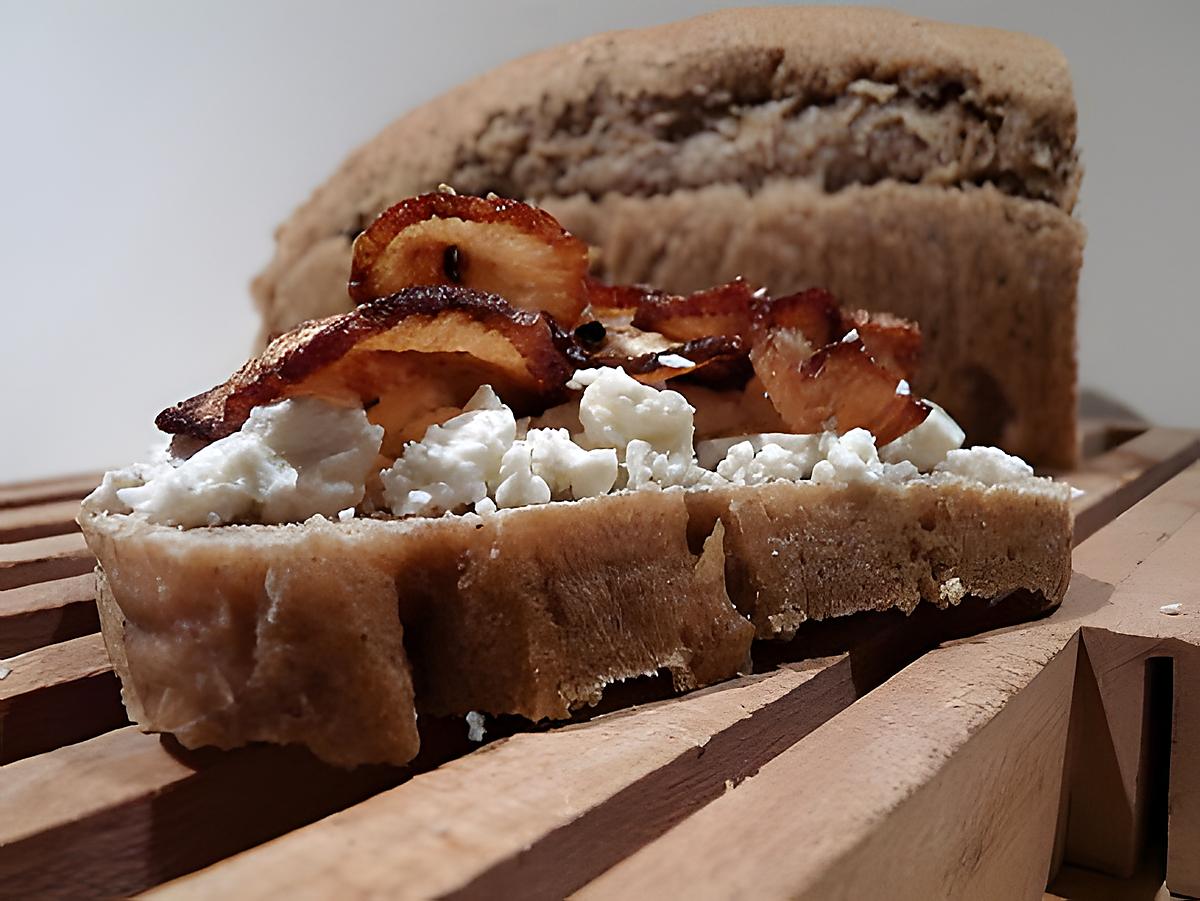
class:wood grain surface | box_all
[0,574,99,658]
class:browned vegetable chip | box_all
[839,309,922,382]
[156,286,574,457]
[349,193,590,328]
[750,328,929,445]
[630,279,758,342]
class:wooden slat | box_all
[0,498,82,543]
[0,533,93,591]
[0,633,125,764]
[575,463,1200,900]
[154,459,1200,901]
[0,473,101,510]
[1077,419,1145,460]
[148,662,841,901]
[583,632,1082,901]
[0,727,404,900]
[1069,426,1200,543]
[142,599,1069,900]
[0,574,100,658]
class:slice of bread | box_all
[81,475,1071,767]
[252,7,1084,466]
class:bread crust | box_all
[81,476,1071,767]
[256,6,1078,295]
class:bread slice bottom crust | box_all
[81,479,1071,767]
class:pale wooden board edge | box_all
[148,662,851,901]
[0,726,401,900]
[0,498,83,544]
[0,574,99,659]
[1069,427,1200,544]
[0,533,94,592]
[0,473,102,511]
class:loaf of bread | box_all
[81,474,1070,768]
[252,7,1085,466]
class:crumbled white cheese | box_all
[714,434,830,486]
[1160,603,1184,616]
[114,398,382,528]
[657,353,695,369]
[569,368,695,460]
[939,577,967,605]
[526,428,618,499]
[880,402,965,471]
[935,446,1035,487]
[487,427,621,510]
[625,439,717,490]
[701,417,967,489]
[568,367,711,490]
[101,366,1055,528]
[895,379,911,396]
[381,385,515,516]
[810,429,883,485]
[495,439,552,509]
[842,328,860,343]
[465,711,486,742]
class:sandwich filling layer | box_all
[91,367,1061,530]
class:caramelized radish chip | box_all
[754,289,842,347]
[750,328,929,445]
[839,309,922,381]
[576,321,745,385]
[156,286,573,457]
[584,278,665,320]
[631,279,758,342]
[350,193,590,328]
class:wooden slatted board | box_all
[0,428,1197,901]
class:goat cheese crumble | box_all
[94,366,1057,527]
[379,385,515,516]
[104,397,382,528]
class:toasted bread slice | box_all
[80,473,1070,768]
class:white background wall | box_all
[2,1,1197,480]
